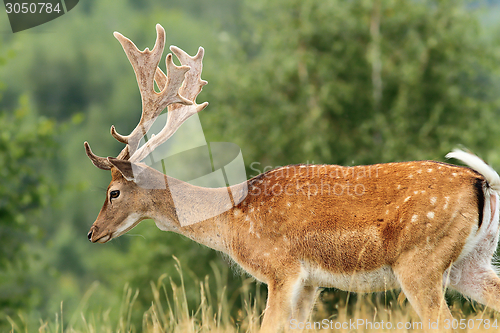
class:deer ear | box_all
[107,158,135,181]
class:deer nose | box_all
[87,230,93,242]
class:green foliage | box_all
[0,40,59,327]
[203,0,500,169]
[0,96,58,319]
[0,98,56,249]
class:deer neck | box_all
[150,175,246,254]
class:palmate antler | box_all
[84,24,208,170]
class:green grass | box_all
[7,258,500,332]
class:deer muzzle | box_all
[87,225,111,243]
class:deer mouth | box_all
[95,234,112,243]
[88,228,112,243]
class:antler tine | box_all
[153,46,207,109]
[169,46,208,109]
[84,142,112,170]
[111,24,193,157]
[129,46,209,163]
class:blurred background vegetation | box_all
[1,0,500,330]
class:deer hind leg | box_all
[393,261,453,332]
[448,191,500,312]
[452,267,500,313]
[448,257,500,313]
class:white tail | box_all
[446,149,500,191]
[84,25,500,333]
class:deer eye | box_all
[110,190,120,199]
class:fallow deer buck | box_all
[85,24,500,332]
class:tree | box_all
[203,0,500,171]
[0,57,58,320]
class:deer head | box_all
[85,24,208,243]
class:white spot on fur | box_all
[287,202,291,207]
[397,184,401,190]
[430,197,437,205]
[414,191,419,195]
[404,196,411,203]
[411,215,418,223]
[427,212,435,219]
[408,174,414,179]
[452,173,458,177]
[417,169,422,174]
[428,168,433,173]
[444,196,450,210]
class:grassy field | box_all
[7,259,500,332]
